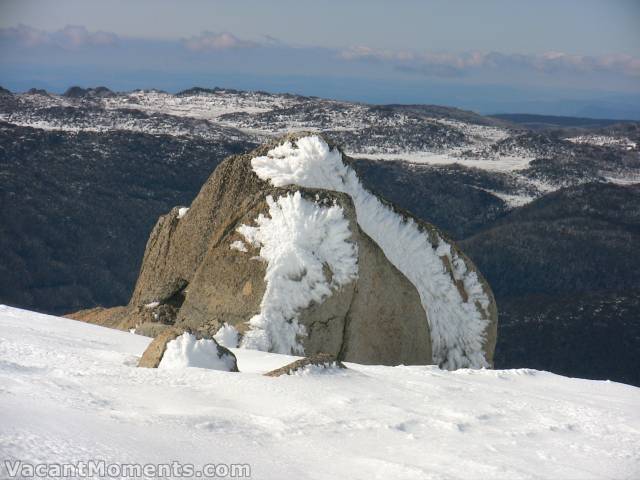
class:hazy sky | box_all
[3,0,639,54]
[1,0,639,117]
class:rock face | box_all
[71,133,497,368]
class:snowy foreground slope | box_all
[1,306,639,480]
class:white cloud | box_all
[339,46,640,78]
[56,25,117,48]
[0,24,117,49]
[182,31,258,52]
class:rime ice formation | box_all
[213,323,240,348]
[237,192,358,354]
[252,135,493,369]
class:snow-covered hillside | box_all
[2,87,638,208]
[1,305,638,479]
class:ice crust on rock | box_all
[237,191,358,355]
[251,135,492,369]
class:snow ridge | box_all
[237,192,358,354]
[251,136,492,369]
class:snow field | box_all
[1,306,639,480]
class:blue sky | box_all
[1,0,639,118]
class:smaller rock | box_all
[138,326,238,371]
[138,326,183,368]
[159,332,238,371]
[264,353,346,377]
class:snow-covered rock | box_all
[138,326,238,371]
[264,353,347,377]
[1,305,639,479]
[69,133,497,369]
[159,332,238,371]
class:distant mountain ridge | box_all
[491,113,638,129]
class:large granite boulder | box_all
[69,133,497,369]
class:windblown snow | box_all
[1,306,639,480]
[237,192,358,354]
[251,136,491,369]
